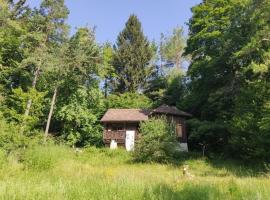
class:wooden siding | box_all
[103,122,139,145]
[149,113,188,143]
[103,130,126,144]
[102,114,188,145]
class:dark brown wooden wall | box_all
[102,115,188,145]
[103,122,139,145]
[149,114,187,143]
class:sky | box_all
[27,0,202,44]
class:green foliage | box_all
[133,117,178,163]
[4,87,46,129]
[160,26,188,69]
[101,43,115,97]
[0,0,28,93]
[57,87,105,147]
[164,68,186,106]
[22,145,68,171]
[146,68,186,107]
[229,80,270,161]
[144,75,166,105]
[67,27,100,81]
[187,119,228,155]
[184,0,270,160]
[1,0,270,163]
[0,145,270,199]
[0,149,6,168]
[0,145,269,199]
[0,114,28,153]
[112,15,155,93]
[106,92,153,109]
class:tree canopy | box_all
[111,15,155,93]
[0,0,269,162]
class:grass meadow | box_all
[0,145,269,200]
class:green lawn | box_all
[0,145,269,200]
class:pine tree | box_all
[112,15,154,93]
[160,27,187,70]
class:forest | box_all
[0,0,270,163]
[1,0,270,199]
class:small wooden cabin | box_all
[101,105,191,151]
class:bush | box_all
[0,115,28,153]
[133,117,178,163]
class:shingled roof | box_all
[151,104,192,117]
[100,105,191,122]
[100,109,149,122]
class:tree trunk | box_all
[175,57,181,70]
[20,66,41,134]
[24,66,40,117]
[44,87,57,140]
[104,77,108,98]
[202,145,206,157]
[23,32,48,118]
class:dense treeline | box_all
[0,0,269,161]
[185,0,270,161]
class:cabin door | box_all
[125,130,135,151]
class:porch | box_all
[102,122,140,145]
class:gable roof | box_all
[101,109,149,122]
[151,104,192,117]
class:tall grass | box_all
[0,145,269,199]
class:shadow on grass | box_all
[143,183,220,200]
[131,150,268,178]
[94,146,268,177]
[175,151,268,177]
[205,156,268,177]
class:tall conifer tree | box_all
[112,15,154,93]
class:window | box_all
[176,124,183,137]
[111,124,124,131]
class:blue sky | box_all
[27,0,201,44]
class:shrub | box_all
[0,115,28,153]
[133,117,178,163]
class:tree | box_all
[21,0,69,131]
[160,27,188,70]
[112,15,155,93]
[3,87,46,130]
[163,68,186,107]
[57,87,105,147]
[106,92,152,109]
[145,26,187,107]
[185,0,270,159]
[43,27,101,139]
[185,0,239,120]
[187,119,227,157]
[0,0,29,94]
[145,68,186,107]
[101,42,114,98]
